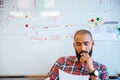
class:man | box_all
[48,29,109,80]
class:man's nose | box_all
[81,45,86,50]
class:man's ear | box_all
[92,40,95,46]
[73,42,75,48]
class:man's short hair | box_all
[74,29,93,40]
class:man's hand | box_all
[80,53,94,72]
[80,53,99,80]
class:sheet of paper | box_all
[59,69,89,80]
[44,77,50,80]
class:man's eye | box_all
[84,43,89,46]
[76,42,81,46]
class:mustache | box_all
[79,50,88,54]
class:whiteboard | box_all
[0,0,120,76]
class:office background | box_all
[0,0,120,76]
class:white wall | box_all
[0,39,120,76]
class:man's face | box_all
[73,33,94,61]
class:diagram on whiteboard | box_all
[79,0,119,12]
[0,0,120,42]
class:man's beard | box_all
[75,48,93,61]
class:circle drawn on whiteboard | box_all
[79,0,118,12]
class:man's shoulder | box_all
[93,61,104,66]
[57,56,77,62]
[93,61,107,69]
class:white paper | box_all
[59,69,89,80]
[44,77,50,80]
